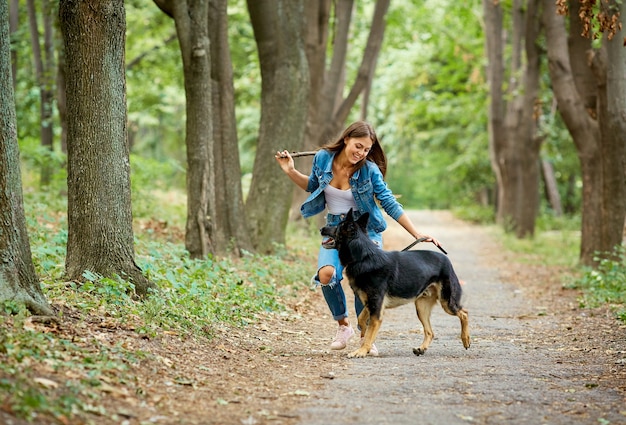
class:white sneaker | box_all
[330,324,355,350]
[361,337,379,356]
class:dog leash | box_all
[401,237,448,255]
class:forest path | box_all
[296,210,626,425]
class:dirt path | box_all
[296,210,626,425]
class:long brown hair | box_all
[323,121,387,177]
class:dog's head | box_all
[320,209,369,250]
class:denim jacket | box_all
[300,149,404,233]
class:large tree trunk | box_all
[0,2,53,316]
[154,0,215,259]
[600,0,626,258]
[543,0,625,265]
[208,0,250,256]
[60,0,155,296]
[26,0,55,187]
[484,0,542,238]
[245,0,310,253]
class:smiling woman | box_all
[274,120,444,355]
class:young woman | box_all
[275,121,442,355]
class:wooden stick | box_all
[278,150,317,158]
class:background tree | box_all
[543,0,626,265]
[9,0,18,90]
[0,1,53,316]
[153,0,215,258]
[208,0,250,256]
[26,0,55,187]
[244,0,310,253]
[483,0,543,237]
[59,0,155,295]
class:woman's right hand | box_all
[275,150,294,173]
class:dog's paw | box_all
[347,348,369,358]
[412,347,426,356]
[462,335,471,349]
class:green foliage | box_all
[129,154,186,224]
[566,246,626,323]
[372,0,492,209]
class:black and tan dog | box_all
[320,209,470,358]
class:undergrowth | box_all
[565,246,626,323]
[498,221,626,324]
[1,171,316,424]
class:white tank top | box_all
[324,185,357,215]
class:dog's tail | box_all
[440,264,464,314]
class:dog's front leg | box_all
[349,310,382,358]
[356,307,370,339]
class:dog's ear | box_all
[346,208,354,221]
[356,212,369,230]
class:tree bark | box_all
[543,0,625,265]
[484,0,542,238]
[60,0,155,295]
[154,0,215,259]
[9,0,18,91]
[599,0,626,258]
[208,0,250,256]
[0,1,53,316]
[245,0,310,253]
[541,160,563,216]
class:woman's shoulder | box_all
[363,159,383,175]
[315,148,332,159]
[313,148,333,165]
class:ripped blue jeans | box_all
[312,213,383,322]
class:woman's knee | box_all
[318,266,335,285]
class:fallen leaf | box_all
[34,377,58,389]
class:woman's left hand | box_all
[417,234,442,250]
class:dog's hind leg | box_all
[457,308,470,349]
[439,278,471,350]
[413,288,439,356]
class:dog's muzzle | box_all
[320,225,337,249]
[321,237,336,249]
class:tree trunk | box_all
[543,0,625,265]
[245,0,310,253]
[154,0,215,259]
[26,0,55,187]
[541,159,563,216]
[59,0,155,296]
[208,0,250,256]
[0,2,53,316]
[599,0,626,259]
[483,0,506,219]
[9,0,18,91]
[56,45,67,154]
[484,0,542,238]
